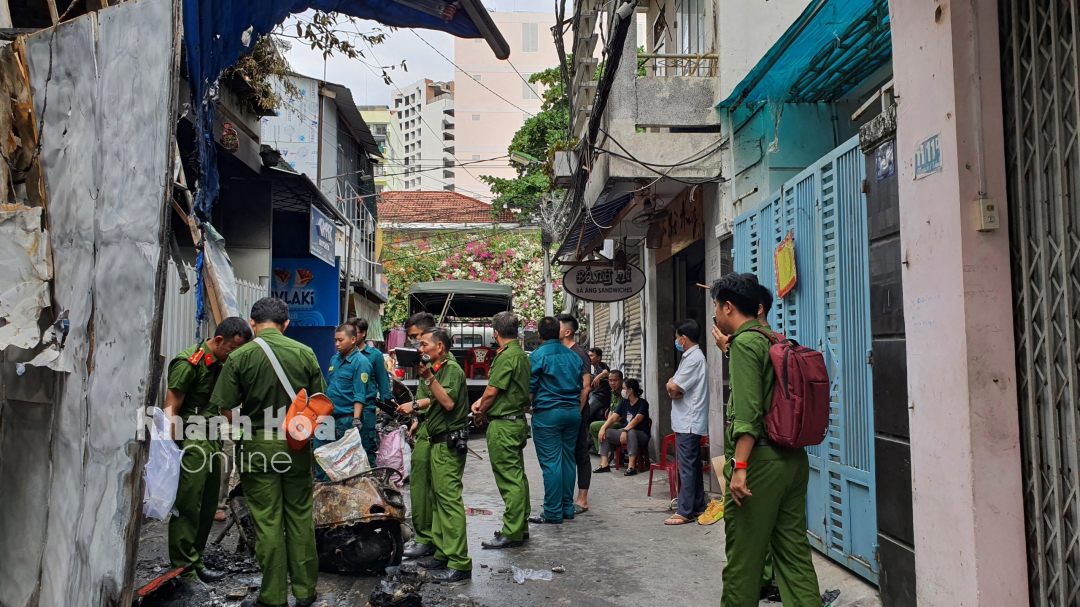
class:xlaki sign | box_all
[563,264,646,302]
[309,204,337,266]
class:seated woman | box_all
[593,378,651,476]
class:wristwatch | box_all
[732,457,748,470]
[424,376,434,387]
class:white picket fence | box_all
[160,260,267,360]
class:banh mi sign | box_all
[562,264,646,302]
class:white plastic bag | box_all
[314,428,369,482]
[512,566,554,584]
[143,407,182,520]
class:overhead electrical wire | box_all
[357,29,506,196]
[408,29,537,118]
[506,58,541,100]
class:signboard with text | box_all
[271,258,339,326]
[309,204,337,266]
[654,187,705,264]
[914,134,942,179]
[562,264,646,303]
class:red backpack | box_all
[747,328,830,448]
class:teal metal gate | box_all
[732,135,878,582]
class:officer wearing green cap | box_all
[471,311,530,549]
[396,326,472,583]
[712,273,819,607]
[165,317,252,582]
[210,298,327,607]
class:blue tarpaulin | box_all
[184,0,500,216]
[717,0,890,107]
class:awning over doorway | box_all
[266,166,350,227]
[717,0,891,107]
[554,192,636,261]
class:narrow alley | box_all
[137,441,880,607]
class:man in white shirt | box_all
[664,319,710,525]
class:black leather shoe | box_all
[593,465,611,473]
[295,593,318,607]
[403,542,436,559]
[482,532,523,549]
[429,568,472,584]
[415,556,448,570]
[624,467,639,476]
[195,568,227,583]
[528,514,561,524]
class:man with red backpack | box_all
[712,273,820,607]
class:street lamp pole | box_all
[542,228,554,317]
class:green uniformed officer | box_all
[396,326,472,583]
[210,298,327,607]
[315,323,375,481]
[589,370,625,452]
[165,317,252,582]
[470,311,530,548]
[712,283,783,597]
[712,273,820,607]
[351,316,393,467]
[400,312,437,560]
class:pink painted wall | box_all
[453,12,564,200]
[890,0,1029,604]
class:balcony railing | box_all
[637,53,718,77]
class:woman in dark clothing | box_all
[593,379,651,476]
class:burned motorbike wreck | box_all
[313,467,409,573]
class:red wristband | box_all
[734,460,748,470]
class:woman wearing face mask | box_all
[593,379,651,476]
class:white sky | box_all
[283,1,556,108]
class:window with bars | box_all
[675,0,705,55]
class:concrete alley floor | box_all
[136,441,881,607]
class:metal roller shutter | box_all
[592,303,610,356]
[1001,2,1080,604]
[622,293,643,381]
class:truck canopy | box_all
[408,280,513,319]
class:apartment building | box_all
[392,79,456,193]
[452,11,557,200]
[358,105,405,193]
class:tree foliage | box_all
[222,35,300,115]
[223,13,401,116]
[380,230,565,329]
